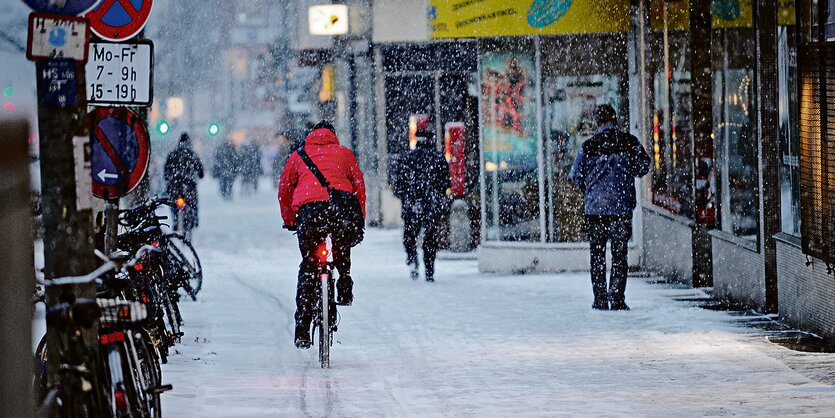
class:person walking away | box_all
[571,104,651,311]
[240,140,263,194]
[213,139,238,200]
[393,129,451,282]
[278,121,366,348]
[164,133,204,233]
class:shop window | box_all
[713,28,759,241]
[778,25,802,236]
[646,7,695,219]
[543,76,624,242]
[797,0,835,262]
[480,38,541,242]
[650,68,695,218]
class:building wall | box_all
[641,207,694,285]
[479,242,640,274]
[372,0,429,43]
[776,237,835,340]
[710,233,766,309]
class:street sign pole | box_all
[34,59,99,387]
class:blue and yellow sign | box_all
[430,0,630,39]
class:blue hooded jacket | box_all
[570,126,651,216]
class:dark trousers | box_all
[403,213,440,277]
[294,202,350,328]
[586,215,631,305]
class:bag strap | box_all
[296,147,332,190]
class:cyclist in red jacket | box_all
[278,121,366,348]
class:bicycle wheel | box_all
[33,335,49,404]
[130,330,162,418]
[164,234,203,299]
[318,273,331,369]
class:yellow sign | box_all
[430,0,630,39]
[649,0,794,31]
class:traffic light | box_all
[3,86,12,97]
[157,119,170,136]
[208,121,220,137]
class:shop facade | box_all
[429,0,639,272]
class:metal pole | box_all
[0,119,34,418]
[35,59,98,386]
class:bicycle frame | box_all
[314,237,335,369]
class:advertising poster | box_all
[480,49,537,169]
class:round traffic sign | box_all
[90,106,150,199]
[22,0,102,15]
[86,0,153,42]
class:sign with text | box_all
[85,40,153,106]
[37,59,79,108]
[26,13,89,62]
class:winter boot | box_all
[425,264,434,283]
[409,258,420,280]
[294,324,311,349]
[336,275,353,306]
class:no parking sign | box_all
[86,0,153,42]
[89,107,150,199]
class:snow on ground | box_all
[154,179,835,417]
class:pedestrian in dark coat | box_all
[164,133,204,228]
[393,129,451,282]
[213,140,238,200]
[571,104,651,311]
[240,140,263,193]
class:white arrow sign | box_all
[97,169,119,181]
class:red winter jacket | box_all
[278,128,366,226]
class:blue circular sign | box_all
[527,0,573,29]
[22,0,102,15]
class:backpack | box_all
[296,148,365,247]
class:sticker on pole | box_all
[23,0,102,15]
[86,0,153,42]
[27,13,89,62]
[86,40,153,106]
[89,107,150,199]
[38,59,80,108]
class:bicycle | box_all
[312,237,337,368]
[35,246,170,417]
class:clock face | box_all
[308,5,349,35]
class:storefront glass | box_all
[713,28,759,241]
[778,24,801,236]
[647,27,695,218]
[543,75,622,242]
[481,38,541,241]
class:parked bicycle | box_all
[34,246,171,418]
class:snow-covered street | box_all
[161,181,835,417]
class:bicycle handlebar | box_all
[47,245,159,286]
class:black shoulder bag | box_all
[296,148,365,247]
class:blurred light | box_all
[308,5,349,35]
[208,122,220,137]
[319,64,335,102]
[3,87,12,97]
[485,161,497,172]
[176,197,186,209]
[157,120,170,136]
[166,97,184,119]
[4,103,14,111]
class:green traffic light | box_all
[208,122,220,137]
[3,87,12,98]
[157,120,170,136]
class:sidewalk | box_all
[158,180,835,417]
